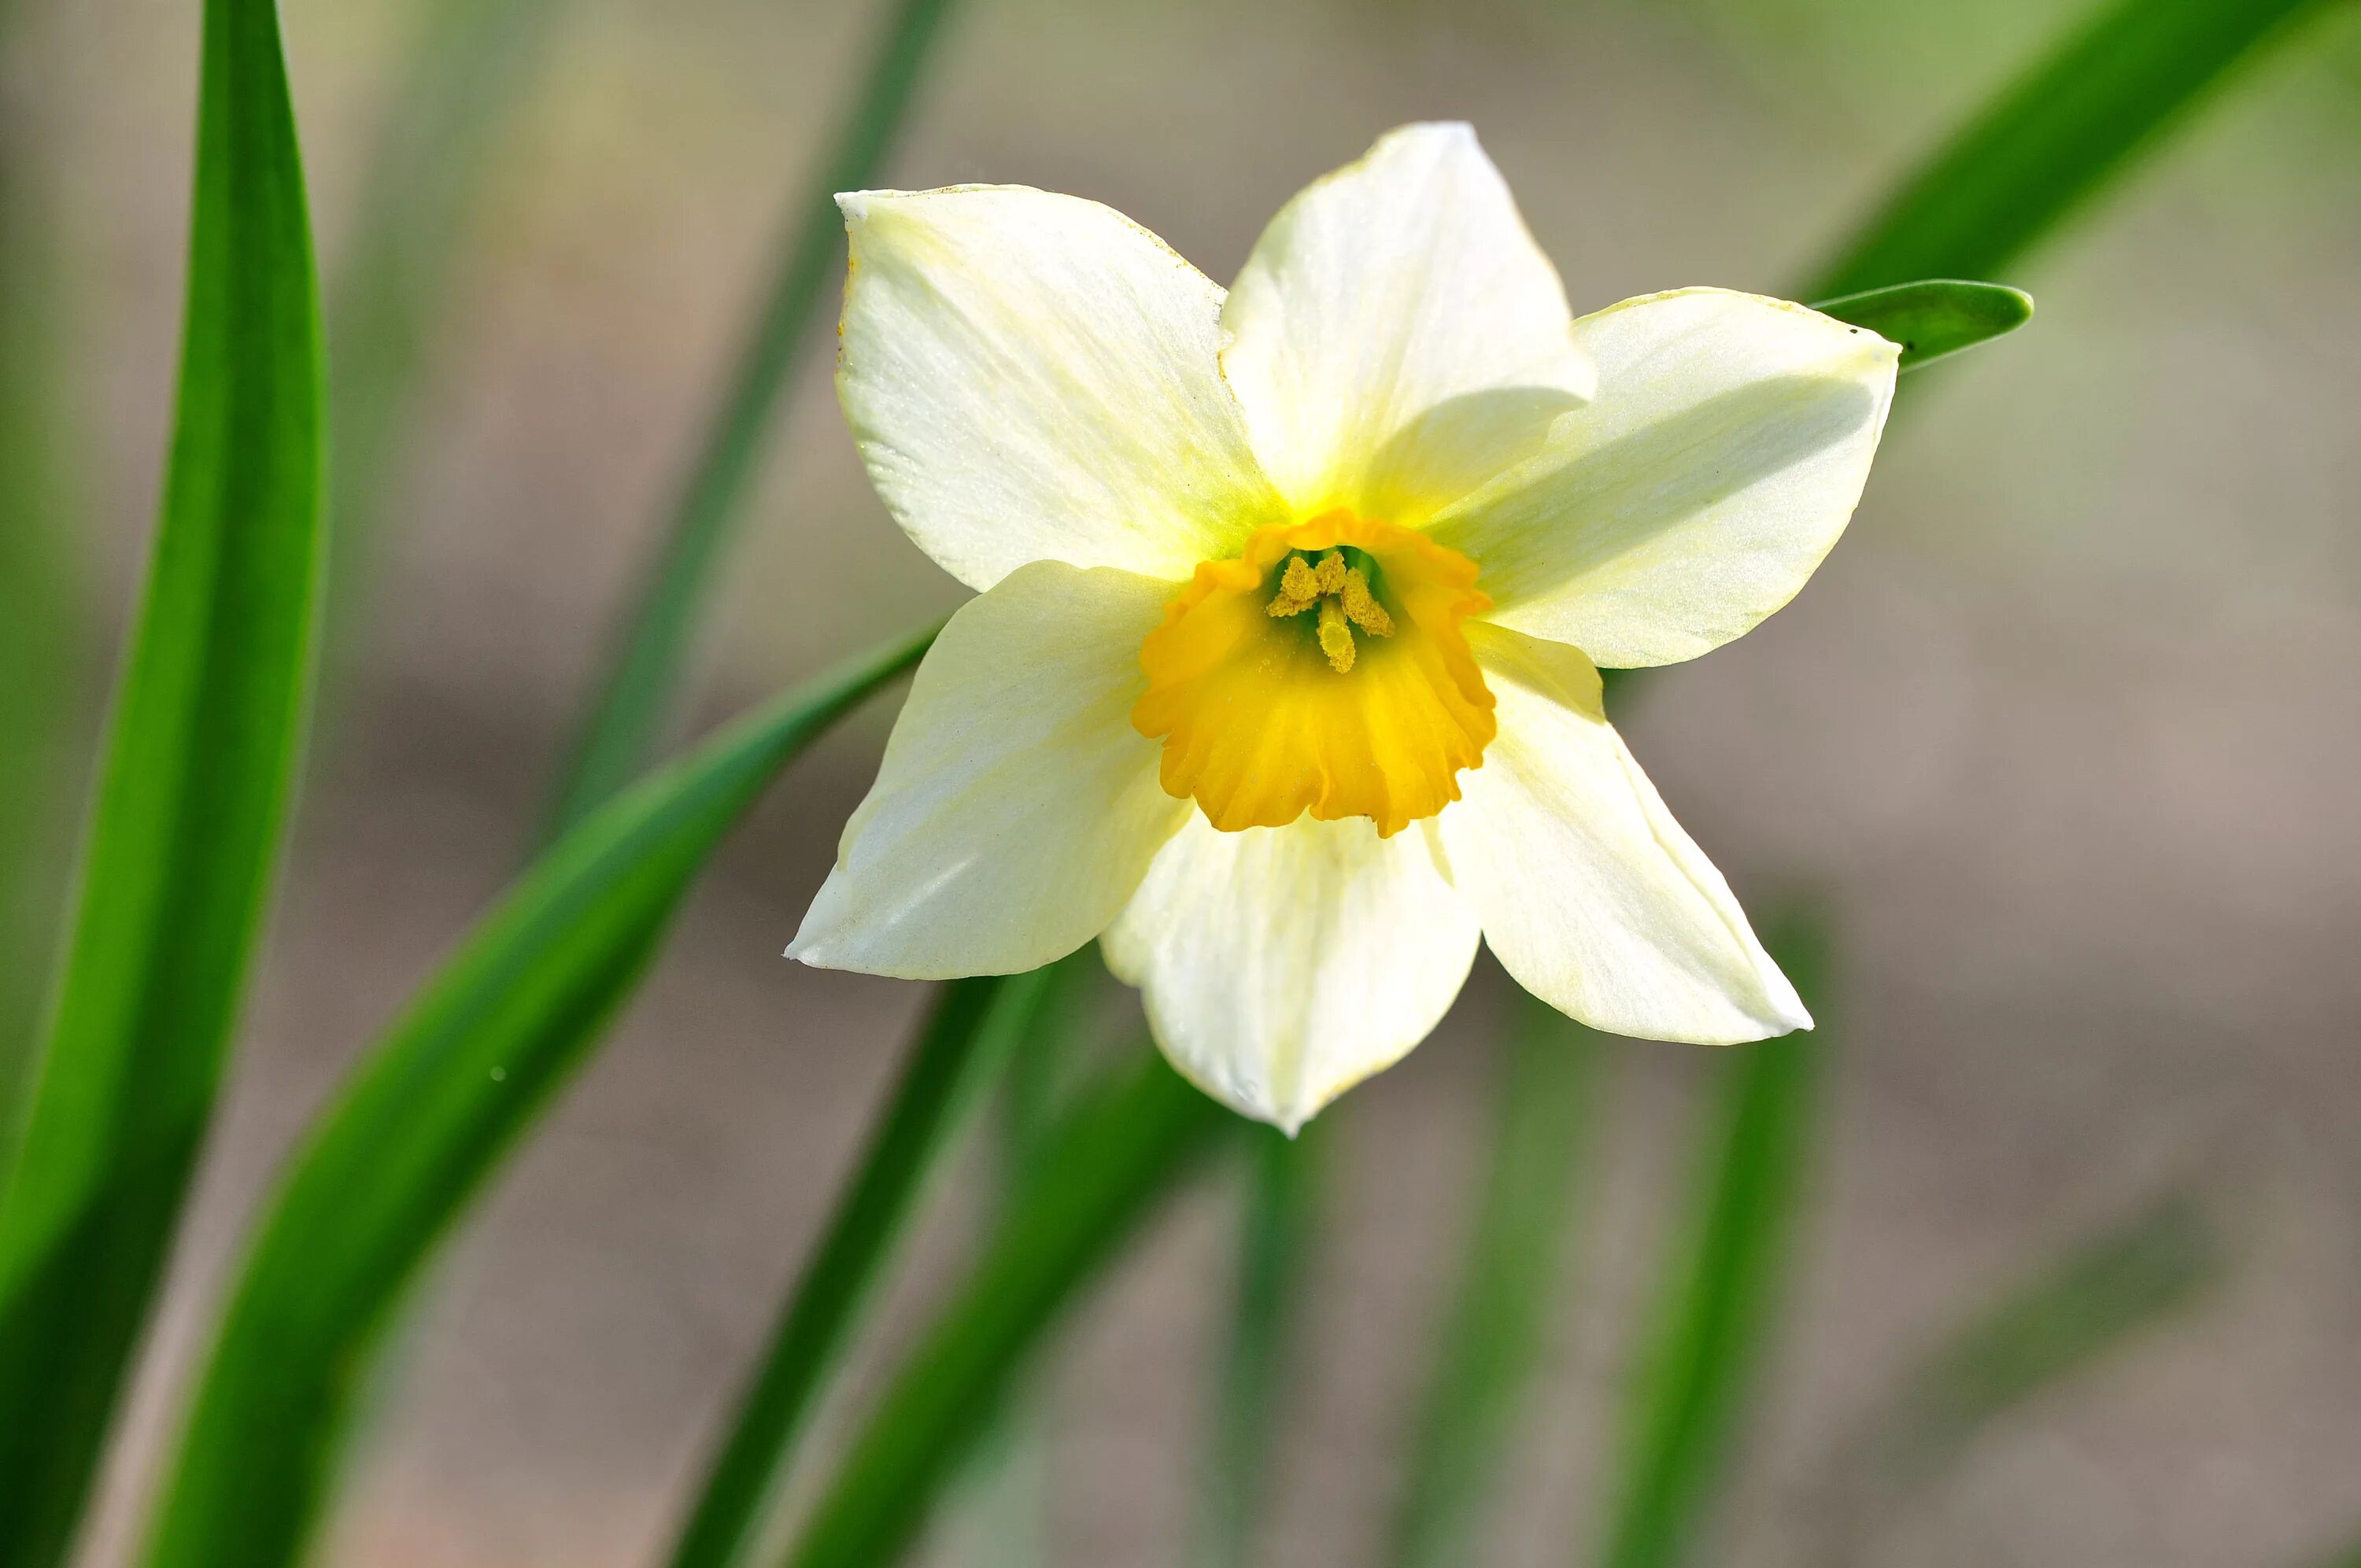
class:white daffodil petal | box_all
[790,562,1191,977]
[1103,812,1481,1133]
[1429,288,1898,667]
[1440,622,1809,1044]
[1220,123,1594,527]
[837,186,1284,590]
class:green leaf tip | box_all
[1810,279,2034,373]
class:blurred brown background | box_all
[8,0,2361,1562]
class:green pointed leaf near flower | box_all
[1196,1120,1325,1568]
[541,0,961,843]
[667,960,1083,1568]
[782,1049,1233,1568]
[0,0,324,1558]
[139,627,932,1568]
[1387,993,1601,1568]
[1809,281,2034,373]
[1594,911,1827,1568]
[1808,0,2337,296]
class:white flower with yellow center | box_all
[790,123,1897,1131]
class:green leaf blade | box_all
[783,1051,1232,1568]
[1809,0,2336,296]
[1809,280,2034,372]
[0,0,325,1558]
[138,628,931,1568]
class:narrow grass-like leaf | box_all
[0,33,79,1142]
[1816,1186,2222,1564]
[667,959,1085,1568]
[541,0,960,840]
[1388,994,1602,1568]
[139,627,932,1568]
[323,0,576,668]
[1809,0,2337,296]
[783,1050,1234,1568]
[1594,913,1829,1568]
[1195,1120,1326,1568]
[1809,280,2034,373]
[0,0,323,1558]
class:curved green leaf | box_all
[1594,912,1829,1568]
[541,0,961,840]
[139,627,933,1568]
[1809,0,2337,296]
[0,0,324,1558]
[666,962,1080,1568]
[782,1050,1232,1568]
[1809,280,2034,372]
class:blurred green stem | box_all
[666,964,1077,1568]
[1195,1120,1326,1568]
[1814,1186,2222,1566]
[321,0,576,680]
[1594,913,1829,1568]
[1388,994,1602,1568]
[0,3,79,1146]
[541,0,960,843]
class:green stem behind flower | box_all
[540,0,962,844]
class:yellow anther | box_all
[1313,548,1348,596]
[1317,599,1356,673]
[1267,555,1320,616]
[1339,568,1394,637]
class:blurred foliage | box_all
[323,0,577,676]
[142,628,931,1568]
[0,0,326,1555]
[1809,0,2341,293]
[1595,911,1828,1568]
[0,5,79,1148]
[668,953,1101,1568]
[1813,1185,2226,1565]
[1196,1119,1327,1568]
[1389,993,1603,1568]
[542,0,962,841]
[782,1046,1235,1568]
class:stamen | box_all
[1266,554,1320,617]
[1340,568,1394,637]
[1313,549,1347,596]
[1317,599,1356,673]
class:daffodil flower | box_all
[790,123,1897,1131]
